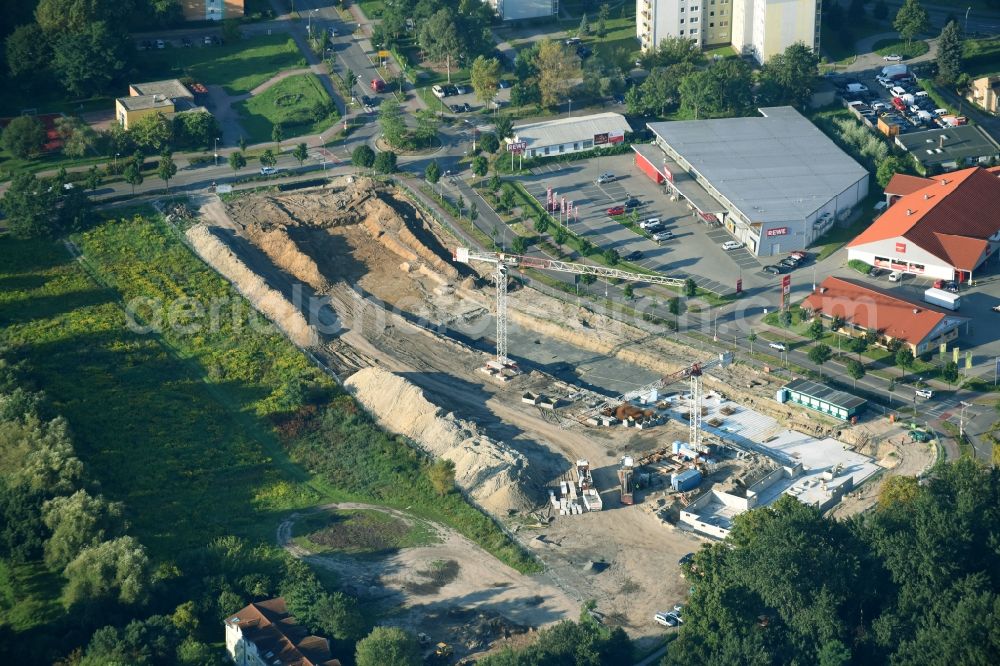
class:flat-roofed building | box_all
[508,112,631,159]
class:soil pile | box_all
[344,367,540,515]
[185,224,320,348]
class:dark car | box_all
[181,37,192,47]
[444,84,459,96]
[577,45,592,58]
[679,553,694,565]
[498,79,511,89]
[607,206,625,216]
[361,95,374,106]
[624,198,640,209]
[612,93,625,104]
[762,265,784,275]
[462,102,472,112]
[625,250,643,261]
[450,104,464,113]
[778,258,798,269]
[869,267,885,278]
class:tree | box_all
[238,135,248,152]
[157,152,177,189]
[554,226,568,245]
[748,330,758,355]
[228,150,247,172]
[471,55,502,105]
[41,490,124,571]
[809,318,825,340]
[63,536,151,605]
[271,123,283,146]
[537,39,581,108]
[173,111,219,150]
[596,3,610,39]
[846,358,866,388]
[684,278,696,298]
[894,0,930,45]
[2,116,47,159]
[413,110,439,148]
[418,8,462,64]
[355,626,421,666]
[679,70,715,119]
[896,346,914,368]
[849,335,868,359]
[511,235,527,254]
[56,116,99,158]
[469,201,478,221]
[579,13,590,36]
[579,238,594,256]
[668,297,681,317]
[760,42,820,108]
[499,186,515,213]
[809,343,833,375]
[123,161,143,195]
[292,142,308,166]
[0,173,57,238]
[876,155,908,188]
[488,174,502,194]
[510,80,540,108]
[623,283,635,299]
[425,160,441,184]
[222,17,242,42]
[478,132,500,154]
[533,215,548,234]
[780,309,793,328]
[603,248,620,265]
[428,459,455,496]
[936,20,964,86]
[352,144,375,169]
[84,165,102,193]
[35,0,133,34]
[130,112,173,152]
[942,360,959,385]
[5,24,52,84]
[52,21,130,97]
[472,155,488,184]
[373,150,397,174]
[494,115,514,141]
[378,96,407,148]
[259,149,277,167]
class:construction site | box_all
[185,177,934,657]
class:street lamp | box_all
[308,8,319,36]
[966,6,972,34]
[567,98,573,118]
[114,152,120,169]
[214,137,220,167]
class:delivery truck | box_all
[881,63,908,78]
[924,287,961,311]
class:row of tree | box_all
[665,459,1000,665]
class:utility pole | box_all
[966,6,972,34]
[214,137,220,167]
[959,401,970,438]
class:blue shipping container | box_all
[672,469,701,492]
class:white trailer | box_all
[924,288,961,311]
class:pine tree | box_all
[936,20,963,85]
[579,13,590,37]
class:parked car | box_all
[652,230,674,242]
[678,553,694,565]
[203,35,213,45]
[762,265,783,275]
[612,93,625,105]
[992,304,1000,313]
[933,279,959,292]
[564,37,582,46]
[260,166,277,175]
[498,79,511,89]
[654,612,677,627]
[576,45,592,58]
[155,39,166,49]
[721,240,743,250]
[639,217,661,229]
[462,102,472,112]
[181,37,192,47]
[607,206,625,216]
[432,85,446,98]
[779,258,799,269]
[666,612,684,625]
[915,388,933,399]
[444,84,459,96]
[625,250,643,261]
[595,172,616,184]
[869,267,886,277]
[455,84,471,95]
[789,250,808,260]
[888,270,902,282]
[768,342,787,352]
[450,104,463,113]
[371,79,385,92]
[624,197,640,209]
[883,54,903,61]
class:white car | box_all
[639,217,661,229]
[654,612,677,627]
[915,388,933,399]
[431,85,446,98]
[652,230,674,242]
[260,166,277,175]
[722,240,743,251]
[883,54,903,61]
[887,270,902,282]
[595,172,616,184]
[666,611,684,625]
[768,342,787,352]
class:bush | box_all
[352,145,375,168]
[373,150,397,174]
[2,115,47,158]
[848,259,873,274]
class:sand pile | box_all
[345,367,540,515]
[246,225,328,292]
[185,224,320,348]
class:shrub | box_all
[848,259,872,274]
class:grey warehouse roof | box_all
[647,107,869,224]
[895,125,1000,166]
[512,112,631,149]
[784,378,867,410]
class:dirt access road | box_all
[277,503,578,634]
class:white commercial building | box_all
[637,0,820,64]
[642,107,869,256]
[508,112,631,159]
[490,0,557,21]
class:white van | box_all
[431,85,446,98]
[890,86,908,98]
[888,270,902,282]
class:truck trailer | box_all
[923,288,961,311]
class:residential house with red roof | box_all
[802,277,970,356]
[848,166,1000,282]
[225,598,341,666]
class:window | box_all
[710,10,715,15]
[680,6,685,11]
[559,144,565,153]
[690,29,697,33]
[583,139,593,149]
[544,146,550,155]
[721,20,728,26]
[709,22,714,27]
[680,18,685,23]
[573,143,579,150]
[691,17,698,22]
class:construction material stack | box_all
[576,459,603,511]
[618,456,635,505]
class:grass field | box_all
[134,35,306,95]
[236,73,339,143]
[963,36,1000,77]
[873,38,929,59]
[292,509,438,556]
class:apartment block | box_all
[181,0,244,21]
[637,0,819,64]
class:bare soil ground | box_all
[200,181,915,650]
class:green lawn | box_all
[872,38,929,59]
[134,34,306,95]
[236,73,338,144]
[292,508,438,556]
[963,36,1000,77]
[357,0,386,18]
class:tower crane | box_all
[452,247,688,371]
[583,352,733,449]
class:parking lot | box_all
[833,67,955,138]
[519,154,764,296]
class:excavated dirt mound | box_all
[185,224,320,348]
[345,367,541,515]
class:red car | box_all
[607,206,625,216]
